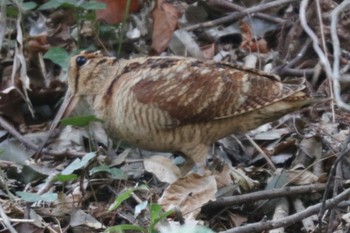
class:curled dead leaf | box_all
[287,165,318,185]
[231,167,259,191]
[158,172,217,218]
[214,164,234,189]
[151,0,180,54]
[144,155,181,183]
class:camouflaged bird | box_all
[66,51,319,170]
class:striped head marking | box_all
[68,51,118,96]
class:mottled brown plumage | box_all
[67,51,318,169]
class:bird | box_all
[65,50,321,171]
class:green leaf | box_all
[108,185,148,211]
[54,174,78,182]
[80,2,106,10]
[108,188,134,211]
[150,203,163,223]
[22,2,37,11]
[61,115,104,127]
[43,47,70,70]
[16,191,57,202]
[38,0,64,10]
[38,0,79,10]
[90,165,128,180]
[149,203,173,231]
[105,224,146,233]
[108,168,128,180]
[61,152,96,175]
[89,165,110,174]
[39,0,103,10]
[6,6,18,17]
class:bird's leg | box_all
[181,144,210,176]
[178,159,195,176]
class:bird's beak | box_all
[62,91,81,118]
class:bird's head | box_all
[68,50,119,96]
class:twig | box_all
[330,0,350,110]
[318,137,350,232]
[0,204,17,233]
[315,0,327,54]
[219,187,350,233]
[300,0,350,112]
[270,197,289,233]
[273,39,311,73]
[0,0,6,51]
[293,198,316,232]
[34,90,75,160]
[204,183,327,209]
[0,218,34,223]
[278,68,314,77]
[37,171,60,195]
[315,0,335,123]
[207,0,285,24]
[184,0,298,31]
[245,134,276,171]
[327,162,342,232]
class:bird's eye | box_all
[76,56,87,67]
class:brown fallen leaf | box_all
[158,171,216,218]
[287,164,319,185]
[96,0,143,24]
[231,167,259,191]
[214,164,234,189]
[150,0,180,54]
[144,155,181,184]
[240,21,268,53]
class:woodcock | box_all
[66,51,320,169]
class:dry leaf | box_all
[214,164,234,189]
[158,172,217,218]
[287,165,318,185]
[239,21,268,53]
[151,0,180,54]
[38,190,82,217]
[169,29,204,58]
[96,0,143,24]
[70,209,105,229]
[228,212,248,227]
[144,155,181,183]
[27,34,50,53]
[231,167,259,191]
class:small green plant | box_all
[105,184,215,233]
[61,115,104,127]
[43,47,70,70]
[105,185,174,233]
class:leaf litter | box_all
[0,0,350,232]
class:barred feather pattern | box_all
[67,51,317,167]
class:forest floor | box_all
[1,0,350,232]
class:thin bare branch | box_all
[204,183,327,209]
[184,0,298,31]
[219,187,350,233]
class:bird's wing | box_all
[124,57,305,127]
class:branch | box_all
[204,183,327,209]
[219,188,350,233]
[184,0,298,31]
